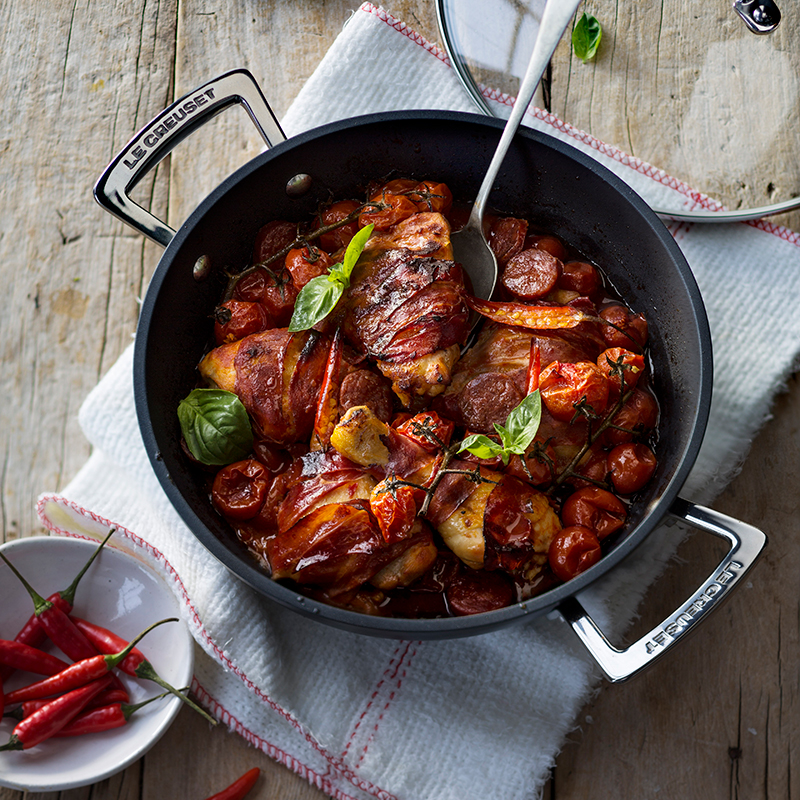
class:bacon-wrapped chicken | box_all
[342,212,470,405]
[198,328,330,445]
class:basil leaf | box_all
[178,388,253,466]
[288,223,375,331]
[500,390,542,455]
[572,13,602,62]
[338,225,375,289]
[458,391,542,466]
[288,275,344,332]
[458,434,505,461]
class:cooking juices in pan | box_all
[179,178,659,618]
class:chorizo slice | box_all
[339,369,395,422]
[501,248,562,300]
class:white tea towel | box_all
[38,4,800,800]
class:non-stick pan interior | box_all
[134,110,712,638]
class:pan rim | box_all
[133,109,713,638]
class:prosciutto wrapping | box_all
[342,212,470,404]
[198,328,330,445]
[190,177,659,617]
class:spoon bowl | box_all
[451,0,583,303]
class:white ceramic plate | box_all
[0,535,194,792]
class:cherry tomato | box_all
[525,234,568,261]
[396,411,455,451]
[370,479,418,544]
[284,246,332,290]
[505,445,557,486]
[548,526,602,582]
[359,193,418,230]
[561,487,627,540]
[607,443,657,494]
[251,220,297,265]
[600,304,648,351]
[233,266,298,327]
[317,200,361,251]
[567,447,609,489]
[558,261,601,296]
[596,347,645,397]
[407,181,453,214]
[213,300,272,345]
[539,361,610,421]
[212,460,272,521]
[603,388,659,446]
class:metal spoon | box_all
[451,0,582,302]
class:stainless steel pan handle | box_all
[93,69,285,247]
[559,498,766,682]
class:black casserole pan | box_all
[95,70,766,681]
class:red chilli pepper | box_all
[0,527,115,682]
[0,674,113,751]
[311,327,342,451]
[465,296,587,330]
[526,338,541,394]
[54,689,174,737]
[68,615,217,725]
[70,616,147,676]
[203,767,261,800]
[3,618,175,705]
[0,542,119,665]
[0,640,70,676]
[5,686,131,721]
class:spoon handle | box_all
[468,0,583,228]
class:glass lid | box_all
[436,0,800,226]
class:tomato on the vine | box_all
[212,460,272,521]
[359,193,418,230]
[407,181,453,214]
[600,304,648,351]
[561,486,627,540]
[548,526,602,582]
[607,443,657,494]
[237,264,299,327]
[596,347,645,396]
[603,388,659,446]
[251,220,297,265]
[396,411,455,451]
[370,479,418,544]
[284,246,332,290]
[213,300,272,345]
[317,200,361,251]
[539,360,610,421]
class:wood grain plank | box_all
[550,0,800,231]
[551,376,800,800]
[0,0,177,797]
[2,2,798,799]
[0,0,178,543]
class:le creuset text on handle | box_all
[93,69,285,247]
[559,498,767,682]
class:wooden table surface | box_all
[2,1,799,798]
